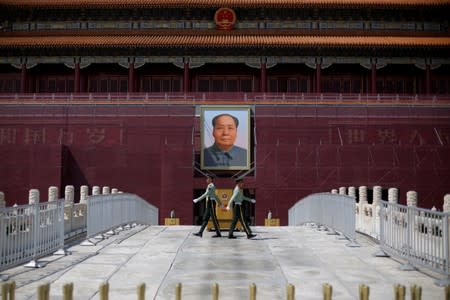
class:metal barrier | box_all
[0,199,65,271]
[378,200,450,286]
[0,193,158,271]
[288,193,357,246]
[63,203,87,239]
[85,193,158,240]
[289,190,450,286]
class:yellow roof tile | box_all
[0,35,449,48]
[2,0,449,8]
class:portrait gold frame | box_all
[200,105,251,170]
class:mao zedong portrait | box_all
[203,113,247,168]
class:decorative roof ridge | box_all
[1,34,449,48]
[2,0,450,8]
[1,29,448,38]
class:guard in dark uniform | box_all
[193,175,223,237]
[226,178,256,239]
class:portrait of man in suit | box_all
[201,106,250,170]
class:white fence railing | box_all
[86,193,158,239]
[64,203,87,239]
[288,193,357,245]
[0,200,65,271]
[290,190,450,285]
[0,193,158,272]
[377,200,450,285]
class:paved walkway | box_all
[1,225,446,299]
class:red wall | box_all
[253,106,450,223]
[0,144,62,204]
[1,104,449,225]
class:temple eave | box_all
[2,0,450,9]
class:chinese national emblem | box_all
[214,8,236,30]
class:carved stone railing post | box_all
[48,186,58,202]
[78,185,89,217]
[358,186,368,230]
[388,188,398,203]
[64,185,75,220]
[27,189,40,228]
[359,186,368,204]
[29,189,40,205]
[406,191,418,207]
[373,186,382,207]
[443,194,450,212]
[80,185,89,204]
[372,186,382,237]
[348,186,356,199]
[0,191,5,208]
[92,186,100,196]
[102,186,110,195]
[64,185,74,205]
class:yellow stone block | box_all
[264,218,280,226]
[165,218,180,225]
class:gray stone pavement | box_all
[0,225,447,299]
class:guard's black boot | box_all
[247,234,257,239]
[193,232,202,237]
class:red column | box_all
[128,62,135,93]
[315,63,321,94]
[20,63,27,93]
[184,62,189,93]
[371,63,377,94]
[74,62,80,93]
[425,63,431,95]
[260,62,267,93]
